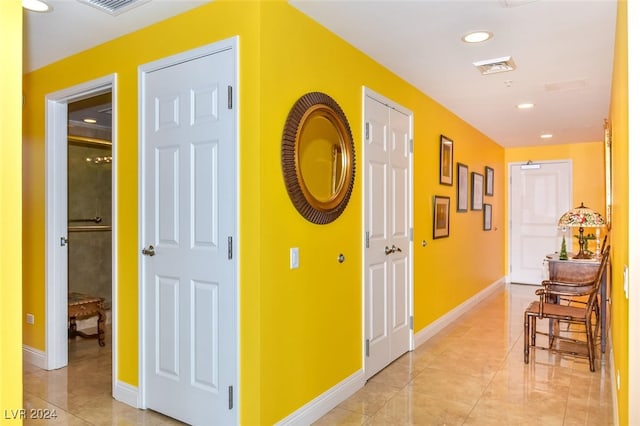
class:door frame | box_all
[507,159,572,284]
[137,37,240,414]
[361,87,415,374]
[44,75,116,372]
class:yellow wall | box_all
[505,142,607,253]
[609,1,629,423]
[22,1,505,423]
[0,0,23,420]
[260,4,505,419]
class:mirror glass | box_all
[281,92,355,224]
[299,113,344,202]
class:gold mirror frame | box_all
[281,92,356,224]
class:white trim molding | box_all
[414,278,506,347]
[113,380,140,409]
[23,345,46,370]
[275,370,365,426]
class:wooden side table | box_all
[68,292,106,347]
[545,253,608,352]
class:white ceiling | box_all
[24,0,618,148]
[22,0,211,72]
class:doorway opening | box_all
[67,93,113,349]
[43,75,116,394]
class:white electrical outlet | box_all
[26,313,35,325]
[290,247,299,269]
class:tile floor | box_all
[23,327,182,425]
[314,284,614,425]
[23,284,614,425]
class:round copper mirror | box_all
[281,92,355,224]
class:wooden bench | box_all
[68,292,105,347]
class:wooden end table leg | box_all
[97,307,106,347]
[69,317,77,339]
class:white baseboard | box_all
[609,335,619,426]
[23,345,47,369]
[275,370,365,426]
[113,380,140,409]
[414,278,506,348]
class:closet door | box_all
[363,91,412,379]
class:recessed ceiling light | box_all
[83,118,98,124]
[22,0,51,12]
[462,31,493,43]
[517,103,535,109]
[540,133,553,139]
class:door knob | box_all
[142,245,155,256]
[384,245,402,255]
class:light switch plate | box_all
[624,265,629,299]
[290,247,299,269]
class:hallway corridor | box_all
[23,284,614,425]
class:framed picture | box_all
[433,195,450,239]
[483,203,492,231]
[456,163,468,212]
[439,135,453,186]
[485,166,494,196]
[604,119,612,230]
[471,172,484,211]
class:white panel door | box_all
[141,43,236,425]
[364,92,412,379]
[387,107,411,361]
[509,161,571,285]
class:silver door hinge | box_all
[228,386,233,410]
[409,138,414,154]
[60,237,69,247]
[365,231,370,248]
[409,228,413,242]
[365,339,370,357]
[227,86,233,109]
[228,236,233,260]
[409,315,414,330]
[365,122,370,141]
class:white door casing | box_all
[509,161,572,285]
[44,75,115,373]
[363,89,413,379]
[139,39,238,425]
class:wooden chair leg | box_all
[531,316,536,347]
[524,312,530,364]
[586,318,595,372]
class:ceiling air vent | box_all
[498,0,539,8]
[473,56,517,75]
[77,0,151,16]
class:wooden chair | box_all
[524,245,610,371]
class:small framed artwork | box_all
[433,195,450,239]
[471,172,484,211]
[439,135,453,186]
[456,163,468,212]
[485,166,494,196]
[483,203,492,231]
